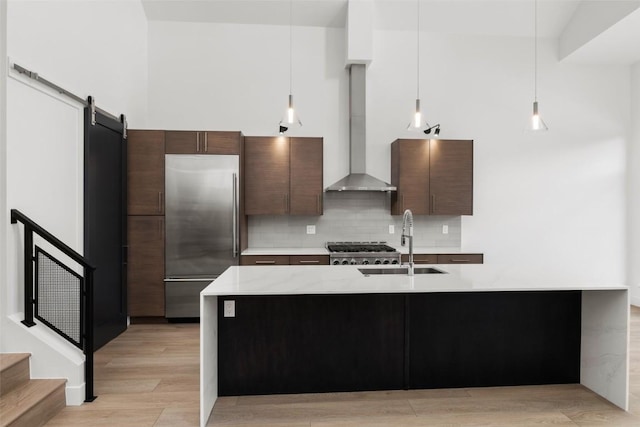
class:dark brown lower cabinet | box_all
[408,291,581,388]
[218,294,405,395]
[218,291,581,396]
[289,255,329,265]
[401,253,483,264]
[127,216,165,317]
[240,255,290,265]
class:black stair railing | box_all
[10,209,97,402]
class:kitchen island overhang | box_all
[199,265,629,427]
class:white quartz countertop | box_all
[202,265,627,296]
[241,247,482,256]
[242,248,329,255]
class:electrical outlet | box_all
[442,225,449,234]
[389,225,395,234]
[223,300,235,318]
[306,225,316,234]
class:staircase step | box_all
[0,378,66,427]
[0,354,31,396]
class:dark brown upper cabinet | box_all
[244,136,323,215]
[391,139,430,215]
[127,130,165,215]
[290,137,323,215]
[391,139,473,216]
[165,130,241,155]
[430,139,473,215]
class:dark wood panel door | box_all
[391,139,430,215]
[127,216,165,317]
[429,139,473,215]
[240,255,290,265]
[127,130,165,215]
[408,291,581,389]
[244,136,290,215]
[401,254,438,264]
[165,131,201,154]
[290,137,323,215]
[218,294,405,396]
[203,131,241,154]
[436,253,483,264]
[289,255,330,265]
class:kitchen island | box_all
[199,265,628,427]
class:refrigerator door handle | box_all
[232,173,238,257]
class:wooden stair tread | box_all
[0,354,31,397]
[0,354,30,373]
[0,378,66,427]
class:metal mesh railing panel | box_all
[35,246,83,348]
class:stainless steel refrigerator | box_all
[164,154,239,318]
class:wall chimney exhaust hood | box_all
[325,64,396,192]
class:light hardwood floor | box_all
[46,306,640,426]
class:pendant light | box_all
[279,0,301,135]
[407,0,438,135]
[528,0,548,132]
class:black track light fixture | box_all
[279,125,289,135]
[424,124,441,136]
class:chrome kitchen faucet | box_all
[401,209,414,276]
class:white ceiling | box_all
[141,0,640,64]
[141,0,579,38]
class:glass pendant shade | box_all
[279,94,302,134]
[528,101,548,132]
[407,98,429,132]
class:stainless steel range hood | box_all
[325,64,396,192]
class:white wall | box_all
[1,0,9,325]
[147,21,351,188]
[148,21,629,285]
[2,0,148,404]
[369,31,628,284]
[629,61,640,305]
[8,0,148,127]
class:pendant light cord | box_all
[416,0,420,99]
[289,0,293,95]
[534,0,538,102]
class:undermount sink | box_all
[358,267,446,276]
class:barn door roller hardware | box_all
[11,62,123,125]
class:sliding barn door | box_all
[84,104,127,350]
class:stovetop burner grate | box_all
[326,242,397,253]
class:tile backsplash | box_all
[248,192,461,248]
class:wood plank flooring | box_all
[45,306,640,426]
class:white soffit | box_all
[141,0,578,38]
[560,1,640,65]
[374,0,580,38]
[141,0,348,27]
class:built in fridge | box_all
[164,154,239,318]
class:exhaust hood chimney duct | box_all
[325,64,397,192]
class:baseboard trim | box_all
[65,382,85,406]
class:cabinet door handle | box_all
[402,194,405,211]
[158,218,164,240]
[158,192,163,213]
[431,194,436,214]
[450,258,470,263]
[255,260,276,264]
[196,132,200,152]
[232,173,238,257]
[284,194,289,213]
[316,194,320,214]
[204,132,208,152]
[299,260,319,264]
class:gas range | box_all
[326,242,401,266]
